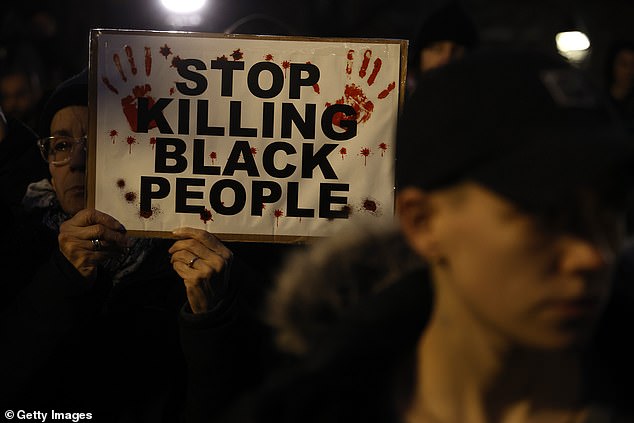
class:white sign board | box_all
[88,29,407,242]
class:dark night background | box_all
[2,0,634,99]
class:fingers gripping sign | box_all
[58,209,130,280]
[169,227,234,314]
[326,48,397,127]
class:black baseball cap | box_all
[396,47,634,215]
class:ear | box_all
[396,187,441,263]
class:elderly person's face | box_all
[49,105,88,215]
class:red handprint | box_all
[326,49,396,127]
[102,45,158,132]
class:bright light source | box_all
[555,31,591,64]
[161,0,206,14]
[556,31,590,52]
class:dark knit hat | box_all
[411,1,479,57]
[38,67,88,137]
[396,47,634,214]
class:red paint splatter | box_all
[359,49,371,78]
[121,84,156,131]
[346,49,354,75]
[125,191,137,202]
[102,77,119,94]
[126,135,137,154]
[345,84,374,123]
[140,205,161,219]
[250,147,257,156]
[169,86,175,95]
[150,137,157,150]
[231,49,243,61]
[360,147,371,166]
[328,50,394,126]
[216,55,228,61]
[171,55,182,68]
[200,208,213,223]
[274,209,284,227]
[160,44,172,59]
[282,60,290,78]
[264,53,274,61]
[378,82,396,99]
[378,142,388,156]
[109,129,118,143]
[339,147,347,159]
[326,83,374,127]
[124,45,138,75]
[116,178,125,189]
[261,203,266,210]
[209,151,217,164]
[363,198,377,213]
[113,53,126,81]
[144,47,152,76]
[359,197,382,217]
[367,58,382,86]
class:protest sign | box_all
[88,29,407,242]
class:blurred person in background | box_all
[407,0,479,95]
[604,39,634,132]
[0,64,44,130]
[215,47,634,423]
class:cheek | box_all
[50,170,62,196]
[421,51,446,70]
[50,168,69,206]
[441,220,551,308]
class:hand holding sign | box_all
[169,227,234,313]
[58,208,130,280]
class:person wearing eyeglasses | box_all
[0,68,264,422]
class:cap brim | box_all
[470,131,634,214]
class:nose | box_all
[558,235,613,274]
[68,139,86,171]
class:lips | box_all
[65,185,85,195]
[546,297,601,319]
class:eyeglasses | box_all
[37,135,88,166]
